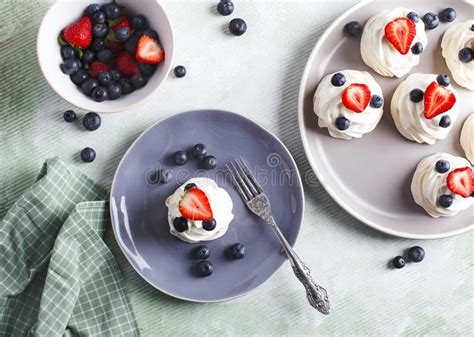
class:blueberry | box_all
[63,110,76,122]
[407,11,419,23]
[125,35,139,54]
[131,15,148,30]
[81,79,99,96]
[91,86,108,102]
[82,49,95,64]
[344,21,362,37]
[106,83,122,100]
[195,260,213,277]
[392,256,405,269]
[115,27,130,42]
[173,217,188,232]
[91,38,106,51]
[436,74,450,87]
[370,95,383,109]
[70,69,89,86]
[102,2,123,20]
[192,144,207,160]
[157,168,172,184]
[60,59,81,75]
[423,12,439,30]
[471,24,474,32]
[439,194,453,208]
[411,42,424,55]
[440,8,456,22]
[409,89,424,103]
[174,65,186,78]
[119,78,134,95]
[97,72,112,86]
[110,69,121,82]
[202,218,216,231]
[439,115,451,128]
[227,243,246,259]
[138,62,157,77]
[435,160,450,173]
[91,11,106,24]
[93,23,108,38]
[229,18,247,36]
[335,116,350,131]
[82,112,101,131]
[80,147,96,163]
[85,3,101,16]
[130,74,147,88]
[61,45,76,60]
[408,246,425,262]
[458,47,473,63]
[202,155,217,170]
[174,151,188,165]
[184,183,197,191]
[217,0,234,16]
[191,245,210,260]
[97,49,113,63]
[331,72,346,87]
[138,29,159,40]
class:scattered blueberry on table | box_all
[174,65,186,78]
[191,245,211,260]
[202,155,217,170]
[439,8,456,22]
[80,147,96,162]
[217,0,234,16]
[229,18,247,36]
[408,246,425,262]
[82,112,101,131]
[196,260,213,277]
[392,256,405,269]
[422,12,439,30]
[157,168,172,184]
[227,243,246,259]
[192,143,207,160]
[173,150,188,165]
[63,110,77,122]
[344,21,362,37]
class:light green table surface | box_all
[1,1,473,336]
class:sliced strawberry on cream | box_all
[179,187,213,221]
[384,17,416,55]
[423,82,456,119]
[447,167,474,198]
[342,84,371,113]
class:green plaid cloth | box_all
[0,158,139,337]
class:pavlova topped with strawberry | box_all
[58,2,164,102]
[391,73,459,145]
[313,70,384,140]
[166,178,234,243]
[361,8,428,78]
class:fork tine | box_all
[238,157,263,194]
[229,161,254,200]
[234,159,259,197]
[226,163,250,201]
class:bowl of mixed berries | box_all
[37,0,174,113]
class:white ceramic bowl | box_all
[37,0,174,113]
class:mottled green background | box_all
[0,1,472,336]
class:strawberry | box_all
[111,17,132,31]
[107,40,124,53]
[136,35,164,64]
[63,16,92,49]
[115,51,140,76]
[384,17,416,55]
[447,167,474,198]
[178,187,213,221]
[342,83,371,113]
[423,82,456,119]
[89,61,110,78]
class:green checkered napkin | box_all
[0,158,139,337]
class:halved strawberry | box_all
[136,35,164,64]
[111,17,132,31]
[384,17,416,55]
[178,187,213,221]
[423,82,456,119]
[447,167,474,198]
[342,83,371,113]
[89,61,110,78]
[115,51,139,76]
[63,16,92,49]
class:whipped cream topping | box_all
[361,8,428,78]
[166,177,234,243]
[411,153,474,218]
[313,70,384,140]
[441,20,474,90]
[391,73,459,144]
[460,113,474,165]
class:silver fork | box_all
[226,158,330,314]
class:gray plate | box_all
[111,110,304,302]
[299,0,474,239]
